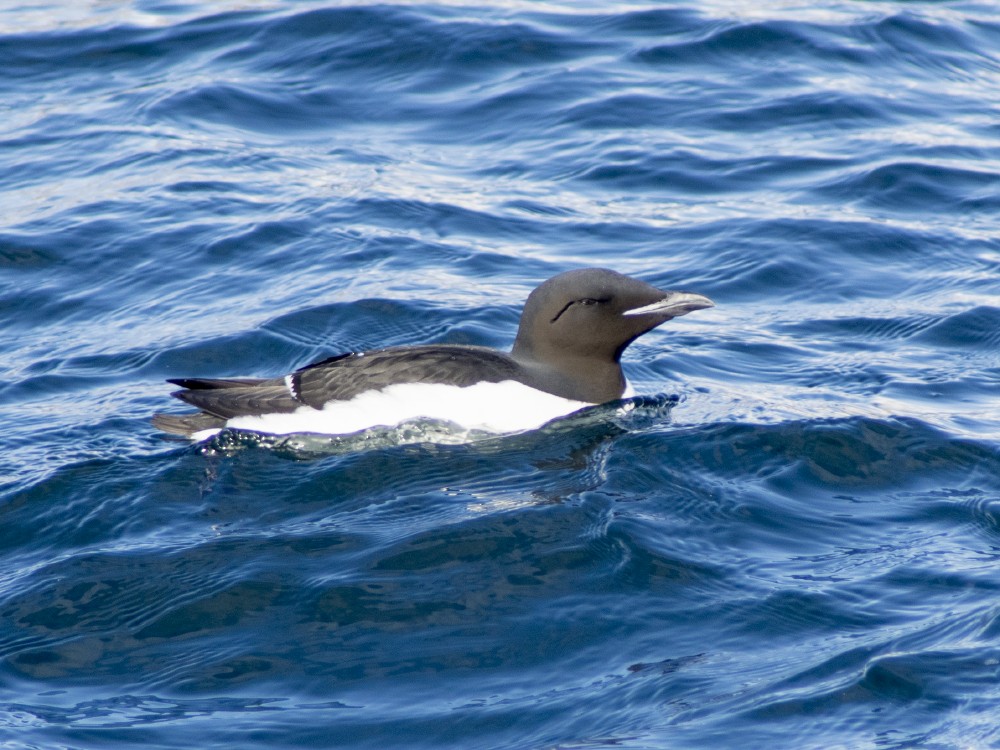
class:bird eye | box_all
[551,296,608,323]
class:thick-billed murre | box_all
[153,268,714,439]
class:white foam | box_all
[198,380,594,439]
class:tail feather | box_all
[151,412,225,436]
[155,376,297,437]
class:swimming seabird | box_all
[153,268,713,439]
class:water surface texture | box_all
[2,1,999,748]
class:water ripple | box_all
[2,2,1000,748]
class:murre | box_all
[152,268,714,440]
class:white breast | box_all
[196,380,595,440]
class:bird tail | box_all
[151,411,226,437]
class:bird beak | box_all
[623,291,715,318]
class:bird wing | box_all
[292,345,520,408]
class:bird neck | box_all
[510,342,626,404]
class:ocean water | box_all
[2,0,999,747]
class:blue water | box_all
[2,1,999,747]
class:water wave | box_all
[1,2,999,748]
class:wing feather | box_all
[166,377,269,390]
[292,345,519,408]
[171,384,298,419]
